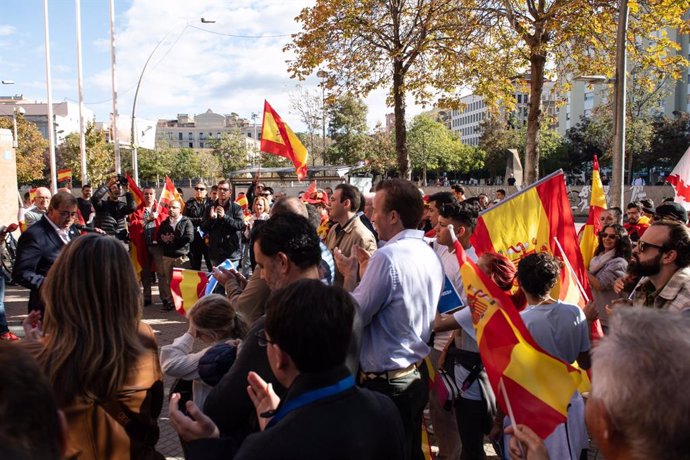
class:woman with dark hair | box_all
[22,234,164,459]
[587,223,631,331]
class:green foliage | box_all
[210,127,251,174]
[363,123,397,175]
[0,114,48,185]
[325,95,370,165]
[58,123,113,186]
[137,147,176,184]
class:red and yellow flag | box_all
[235,193,249,209]
[454,239,585,439]
[126,172,144,207]
[159,176,185,211]
[57,169,72,184]
[579,156,607,269]
[170,268,210,316]
[470,170,591,308]
[261,100,308,180]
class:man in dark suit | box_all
[13,191,81,315]
[200,179,245,266]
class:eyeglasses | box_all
[194,187,206,191]
[56,210,78,218]
[255,328,275,347]
[637,240,666,253]
[599,232,618,240]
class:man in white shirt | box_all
[335,178,443,460]
[23,187,51,228]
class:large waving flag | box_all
[667,146,690,210]
[453,235,586,439]
[171,268,211,316]
[471,170,591,306]
[57,168,72,185]
[579,156,608,269]
[261,100,308,180]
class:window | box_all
[178,132,183,140]
[188,132,193,140]
[200,142,204,148]
[189,142,194,148]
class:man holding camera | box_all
[90,174,137,243]
[200,179,245,267]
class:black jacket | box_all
[91,185,136,240]
[191,365,406,460]
[184,197,211,229]
[13,216,80,313]
[158,216,194,258]
[199,199,245,263]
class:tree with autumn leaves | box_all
[287,0,690,184]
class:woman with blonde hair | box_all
[160,294,247,410]
[22,233,164,459]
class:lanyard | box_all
[266,375,355,428]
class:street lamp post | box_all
[130,18,213,186]
[12,106,25,149]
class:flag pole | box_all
[499,377,525,457]
[553,236,590,304]
[479,169,565,217]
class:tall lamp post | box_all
[130,18,214,186]
[575,1,628,210]
[12,106,26,149]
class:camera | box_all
[116,174,128,187]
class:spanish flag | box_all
[471,170,591,307]
[261,100,308,180]
[579,156,607,269]
[453,238,585,439]
[159,176,185,211]
[57,169,72,184]
[235,193,249,209]
[126,172,144,207]
[171,268,210,316]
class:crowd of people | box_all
[1,175,689,460]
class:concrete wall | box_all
[0,128,19,232]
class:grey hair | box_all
[591,308,690,460]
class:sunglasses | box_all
[194,187,206,191]
[636,240,666,253]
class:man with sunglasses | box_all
[185,181,212,271]
[13,191,81,315]
[200,179,245,267]
[628,220,690,313]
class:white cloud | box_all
[0,25,16,37]
[83,0,427,132]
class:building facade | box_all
[156,109,260,151]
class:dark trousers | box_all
[455,397,487,460]
[360,369,427,460]
[190,234,211,271]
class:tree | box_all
[650,111,690,169]
[461,0,690,184]
[326,95,370,165]
[0,114,48,185]
[290,85,328,166]
[137,147,176,185]
[286,0,482,179]
[58,123,113,186]
[364,122,397,176]
[172,148,222,183]
[478,116,521,179]
[210,127,251,174]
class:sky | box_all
[0,0,426,132]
